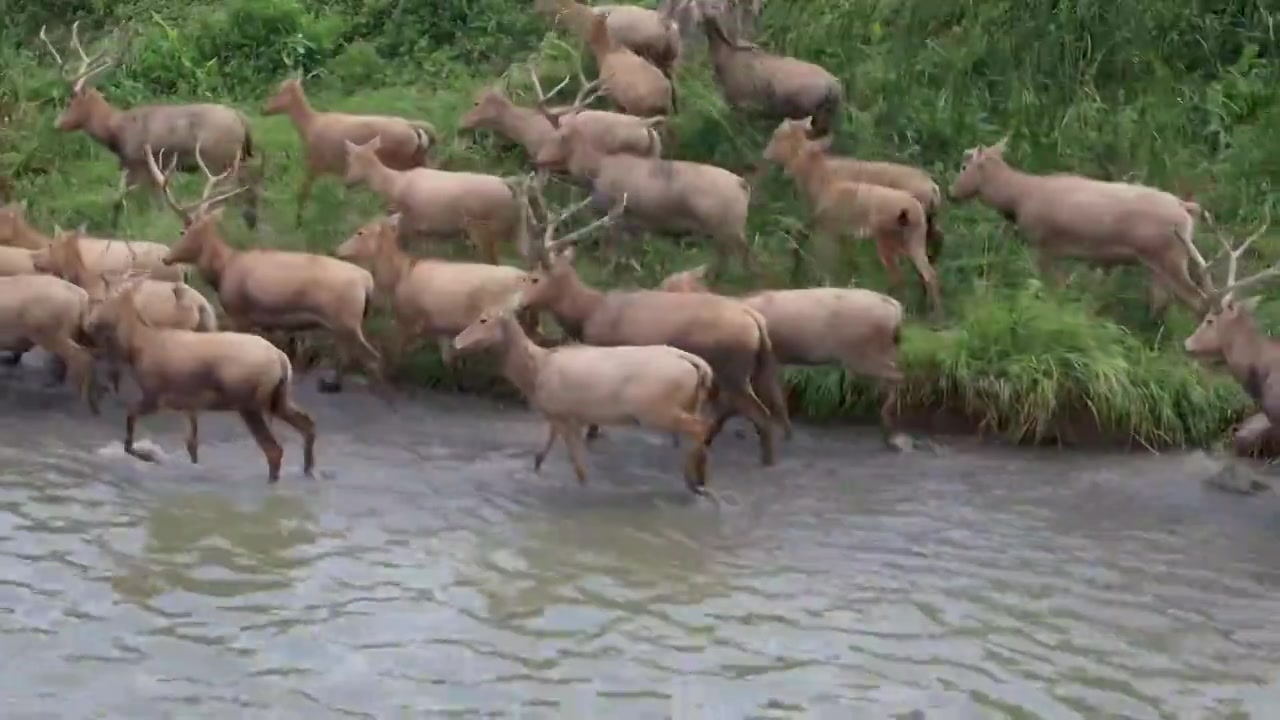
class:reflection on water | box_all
[0,372,1278,718]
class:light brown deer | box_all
[950,136,1211,318]
[454,292,714,493]
[334,212,539,372]
[534,0,683,81]
[695,2,842,137]
[144,146,386,396]
[579,13,675,117]
[535,120,757,277]
[40,22,261,228]
[0,273,99,412]
[764,118,940,315]
[0,201,184,282]
[659,263,907,445]
[262,76,440,225]
[343,137,521,265]
[85,275,316,482]
[31,226,217,393]
[512,173,789,465]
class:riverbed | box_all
[1,362,1278,718]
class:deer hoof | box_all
[316,376,343,394]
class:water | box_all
[1,359,1279,718]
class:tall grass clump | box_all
[1,0,1277,448]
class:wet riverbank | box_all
[1,359,1279,717]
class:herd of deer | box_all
[3,1,1279,493]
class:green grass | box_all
[3,0,1277,449]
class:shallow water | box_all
[1,358,1279,719]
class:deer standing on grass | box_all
[342,137,522,265]
[949,136,1212,318]
[144,146,387,396]
[764,117,941,316]
[534,0,683,82]
[1183,208,1280,462]
[85,274,317,482]
[40,22,261,229]
[511,173,789,466]
[453,292,714,494]
[262,77,440,226]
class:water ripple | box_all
[0,379,1278,717]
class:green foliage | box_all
[2,0,1277,448]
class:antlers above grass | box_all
[1203,205,1276,305]
[39,21,116,92]
[143,142,249,224]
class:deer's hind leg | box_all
[240,408,285,482]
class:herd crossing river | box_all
[0,355,1278,718]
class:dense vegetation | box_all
[2,0,1278,448]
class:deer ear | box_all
[557,246,576,265]
[75,222,88,236]
[386,212,403,229]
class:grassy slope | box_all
[3,0,1278,448]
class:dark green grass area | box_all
[3,0,1278,448]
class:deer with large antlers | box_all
[40,22,262,229]
[144,145,387,396]
[511,173,790,466]
[1183,207,1280,460]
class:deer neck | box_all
[284,92,317,131]
[195,236,235,292]
[114,305,156,363]
[1221,321,1269,391]
[362,163,403,199]
[978,160,1033,217]
[371,243,413,293]
[82,95,123,151]
[501,106,556,151]
[496,316,548,399]
[786,149,829,203]
[547,273,604,339]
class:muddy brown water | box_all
[1,354,1279,718]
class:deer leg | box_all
[705,380,775,466]
[0,350,24,366]
[124,394,161,463]
[534,423,560,473]
[43,334,98,414]
[810,228,841,286]
[295,172,317,226]
[752,350,791,442]
[240,409,285,482]
[184,412,199,464]
[875,237,904,292]
[1150,253,1209,316]
[664,411,709,494]
[272,402,317,477]
[904,231,943,319]
[730,230,760,278]
[1147,276,1174,320]
[585,424,605,443]
[560,420,592,485]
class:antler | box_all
[1205,205,1275,304]
[39,21,115,92]
[545,193,628,255]
[531,43,606,124]
[143,142,249,224]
